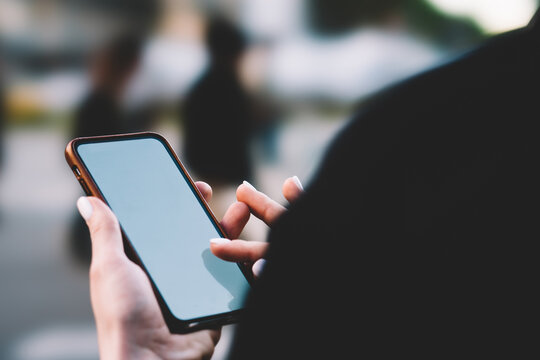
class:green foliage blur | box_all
[309,0,486,49]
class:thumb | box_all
[77,197,125,263]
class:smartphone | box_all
[65,132,252,333]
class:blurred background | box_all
[0,0,537,359]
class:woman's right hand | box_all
[210,176,304,278]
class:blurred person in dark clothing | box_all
[69,34,143,265]
[75,8,540,360]
[73,34,143,138]
[182,17,253,186]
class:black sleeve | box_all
[227,94,431,359]
[228,27,540,359]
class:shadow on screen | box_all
[201,248,245,310]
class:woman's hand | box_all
[77,182,221,360]
[77,177,303,359]
[210,176,304,278]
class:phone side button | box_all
[72,166,82,178]
[79,179,91,195]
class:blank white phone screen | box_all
[77,137,250,320]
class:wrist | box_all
[97,322,134,360]
[97,321,193,360]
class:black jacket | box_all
[230,11,540,359]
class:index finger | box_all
[236,182,286,225]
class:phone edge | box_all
[64,132,253,333]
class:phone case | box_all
[65,132,253,333]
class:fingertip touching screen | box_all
[77,137,250,320]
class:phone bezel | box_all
[65,132,254,333]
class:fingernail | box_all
[292,176,304,191]
[210,238,231,245]
[77,197,93,221]
[252,258,266,277]
[242,180,256,191]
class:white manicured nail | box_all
[292,176,304,191]
[242,180,256,191]
[77,197,93,221]
[210,238,231,245]
[252,259,266,277]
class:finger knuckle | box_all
[262,201,277,222]
[89,257,121,280]
[91,216,119,238]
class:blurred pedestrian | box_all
[73,33,143,138]
[182,17,254,187]
[69,33,143,265]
